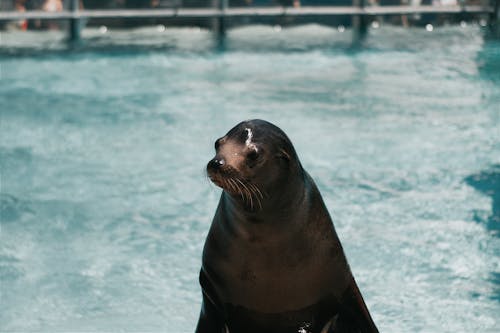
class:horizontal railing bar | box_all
[0,6,494,21]
[364,4,492,14]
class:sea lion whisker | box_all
[249,191,254,209]
[229,178,245,202]
[244,185,253,210]
[243,184,254,209]
[223,178,230,191]
[235,178,248,193]
[228,178,239,195]
[236,179,254,209]
[223,178,232,192]
[246,182,263,210]
[254,190,263,210]
[238,183,247,203]
[256,191,263,210]
[239,182,261,210]
[227,178,235,192]
[249,183,264,200]
[253,183,268,199]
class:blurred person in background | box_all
[15,0,28,30]
[11,0,62,30]
[42,0,63,29]
[43,0,63,12]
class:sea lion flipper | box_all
[195,270,226,333]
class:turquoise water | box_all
[1,25,499,332]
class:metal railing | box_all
[0,0,497,42]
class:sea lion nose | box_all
[208,158,225,170]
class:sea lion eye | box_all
[214,139,221,150]
[247,150,259,161]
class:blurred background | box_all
[0,0,497,33]
[1,0,499,332]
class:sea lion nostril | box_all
[208,158,225,170]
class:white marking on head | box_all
[245,128,253,147]
[244,127,258,152]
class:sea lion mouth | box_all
[208,173,232,192]
[207,169,242,194]
[207,165,238,193]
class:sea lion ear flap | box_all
[278,148,291,162]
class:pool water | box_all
[1,25,499,332]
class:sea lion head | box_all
[207,119,302,209]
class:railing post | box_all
[491,0,500,37]
[218,0,228,37]
[352,0,367,41]
[69,0,81,42]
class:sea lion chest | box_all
[202,199,347,315]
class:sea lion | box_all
[196,119,378,333]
